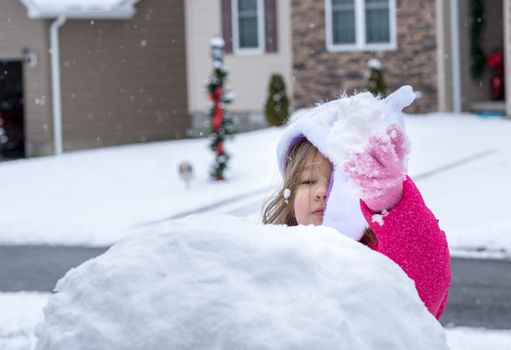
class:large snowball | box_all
[35,215,447,350]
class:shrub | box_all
[265,74,289,126]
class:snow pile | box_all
[0,292,49,350]
[368,58,382,69]
[327,85,415,166]
[35,215,447,350]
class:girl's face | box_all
[293,151,333,226]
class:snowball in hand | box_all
[327,85,415,166]
[36,215,447,350]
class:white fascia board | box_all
[28,9,136,19]
[19,0,140,19]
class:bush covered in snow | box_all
[265,73,290,126]
[35,215,447,350]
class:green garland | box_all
[469,0,485,80]
[206,51,234,181]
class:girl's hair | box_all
[262,138,378,248]
[262,138,317,226]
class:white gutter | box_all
[50,15,66,155]
[450,0,462,112]
[29,10,135,19]
[19,0,139,19]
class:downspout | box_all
[50,15,66,155]
[435,0,447,112]
[450,0,462,113]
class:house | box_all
[184,0,293,135]
[2,0,509,159]
[295,0,510,116]
[291,0,437,113]
[0,0,189,158]
[435,0,509,116]
[188,0,511,119]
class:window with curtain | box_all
[327,0,395,51]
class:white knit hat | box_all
[276,86,416,240]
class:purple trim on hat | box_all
[284,134,305,171]
[324,169,335,214]
[285,133,336,215]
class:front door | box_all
[0,61,25,159]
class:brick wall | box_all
[291,0,437,113]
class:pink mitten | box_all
[342,123,408,212]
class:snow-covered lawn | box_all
[0,113,510,257]
[0,128,280,246]
[406,113,511,257]
[1,292,509,350]
[0,292,48,350]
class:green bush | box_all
[366,59,387,97]
[265,74,289,126]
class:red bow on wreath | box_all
[487,52,504,72]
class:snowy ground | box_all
[1,292,509,350]
[1,112,511,348]
[0,113,510,258]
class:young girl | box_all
[263,86,451,319]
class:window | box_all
[232,0,265,54]
[222,0,277,55]
[325,0,396,52]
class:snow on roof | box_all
[19,0,141,19]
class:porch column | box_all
[505,0,511,118]
[435,0,454,112]
[449,0,461,113]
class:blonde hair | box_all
[262,138,319,226]
[262,138,378,248]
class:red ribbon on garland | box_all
[211,87,224,132]
[210,86,225,179]
[216,142,224,155]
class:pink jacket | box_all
[360,176,451,319]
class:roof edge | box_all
[19,0,141,19]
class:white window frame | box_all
[325,0,397,52]
[232,0,265,55]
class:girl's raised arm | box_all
[360,176,451,319]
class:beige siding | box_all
[59,0,189,151]
[185,0,293,114]
[0,0,53,156]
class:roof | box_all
[19,0,141,19]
